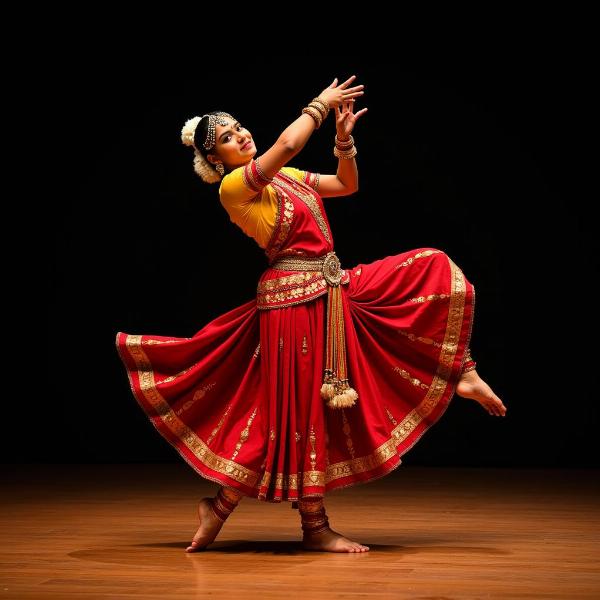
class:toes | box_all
[489,395,507,416]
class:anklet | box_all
[462,347,477,373]
[208,487,241,522]
[298,497,330,535]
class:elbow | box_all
[279,137,301,155]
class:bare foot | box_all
[302,526,370,553]
[185,497,225,552]
[456,369,507,416]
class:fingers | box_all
[329,77,338,88]
[339,74,357,89]
[342,90,365,100]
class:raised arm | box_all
[256,76,365,181]
[314,95,368,198]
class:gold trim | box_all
[257,287,329,310]
[265,188,294,263]
[411,293,450,303]
[309,425,317,470]
[394,249,443,270]
[274,172,331,244]
[391,256,466,445]
[392,366,430,390]
[118,253,470,498]
[231,406,258,461]
[121,334,261,489]
[258,270,324,291]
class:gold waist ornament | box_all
[270,251,358,410]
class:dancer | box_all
[116,75,507,554]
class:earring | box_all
[215,163,225,176]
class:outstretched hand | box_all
[335,97,368,139]
[318,75,365,110]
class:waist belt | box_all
[270,251,358,410]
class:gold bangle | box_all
[313,96,330,112]
[302,106,323,128]
[335,134,354,149]
[311,97,330,118]
[307,101,327,120]
[334,145,357,159]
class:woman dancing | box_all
[115,74,507,554]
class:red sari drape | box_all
[115,168,475,504]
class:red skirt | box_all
[116,248,474,503]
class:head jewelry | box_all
[181,112,236,183]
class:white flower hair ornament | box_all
[180,113,235,184]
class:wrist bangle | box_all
[311,97,330,117]
[334,145,357,159]
[302,106,323,128]
[335,134,354,149]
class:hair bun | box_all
[181,116,201,148]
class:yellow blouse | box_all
[219,165,316,249]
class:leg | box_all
[456,348,507,416]
[299,496,370,553]
[185,486,244,552]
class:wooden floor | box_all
[1,464,599,599]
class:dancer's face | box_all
[207,117,256,172]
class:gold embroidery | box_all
[142,339,184,344]
[175,399,196,416]
[393,366,430,390]
[258,277,328,308]
[309,425,317,470]
[274,173,331,244]
[265,189,294,263]
[327,437,398,481]
[270,428,276,441]
[118,255,469,494]
[192,382,217,401]
[253,342,261,358]
[259,471,272,490]
[258,270,324,291]
[257,287,329,310]
[155,364,195,385]
[392,256,467,443]
[398,329,441,348]
[274,472,298,490]
[411,293,450,303]
[397,330,459,356]
[302,335,308,355]
[173,382,217,417]
[257,470,324,496]
[206,403,232,445]
[394,249,443,270]
[120,333,261,488]
[341,409,356,460]
[385,406,398,426]
[231,406,258,461]
[354,267,362,277]
[279,337,283,352]
[295,431,301,442]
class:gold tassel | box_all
[320,284,358,409]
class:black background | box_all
[20,33,597,469]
